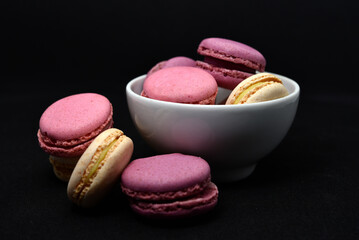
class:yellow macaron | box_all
[225,73,289,105]
[67,128,133,207]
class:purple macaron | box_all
[147,56,196,75]
[121,153,219,219]
[197,37,266,89]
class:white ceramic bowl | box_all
[126,73,300,182]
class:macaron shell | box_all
[121,153,211,201]
[197,37,266,72]
[67,128,133,207]
[244,82,289,103]
[142,67,218,104]
[39,93,112,141]
[38,93,114,158]
[147,57,196,75]
[38,127,102,158]
[147,60,166,75]
[196,91,218,105]
[141,89,218,105]
[122,176,210,202]
[203,56,256,73]
[196,60,253,89]
[163,56,196,68]
[129,182,218,219]
[38,116,113,149]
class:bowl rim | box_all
[126,72,300,110]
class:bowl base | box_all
[213,164,256,182]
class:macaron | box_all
[37,93,114,181]
[225,72,289,104]
[121,153,219,219]
[142,66,218,104]
[67,128,133,207]
[197,37,266,90]
[147,56,196,75]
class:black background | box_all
[1,0,358,239]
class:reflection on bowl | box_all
[126,73,300,182]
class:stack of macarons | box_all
[141,37,288,105]
[37,93,219,218]
[37,93,136,207]
[37,93,114,181]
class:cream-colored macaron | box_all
[67,128,133,207]
[225,73,289,104]
[49,155,80,182]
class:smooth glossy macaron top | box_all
[142,67,218,104]
[121,153,211,193]
[39,93,112,141]
[197,37,266,72]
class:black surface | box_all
[1,0,358,239]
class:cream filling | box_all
[234,82,268,104]
[72,136,121,203]
[84,139,117,184]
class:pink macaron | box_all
[142,66,218,104]
[121,153,219,219]
[37,93,114,181]
[197,37,266,90]
[147,56,196,75]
